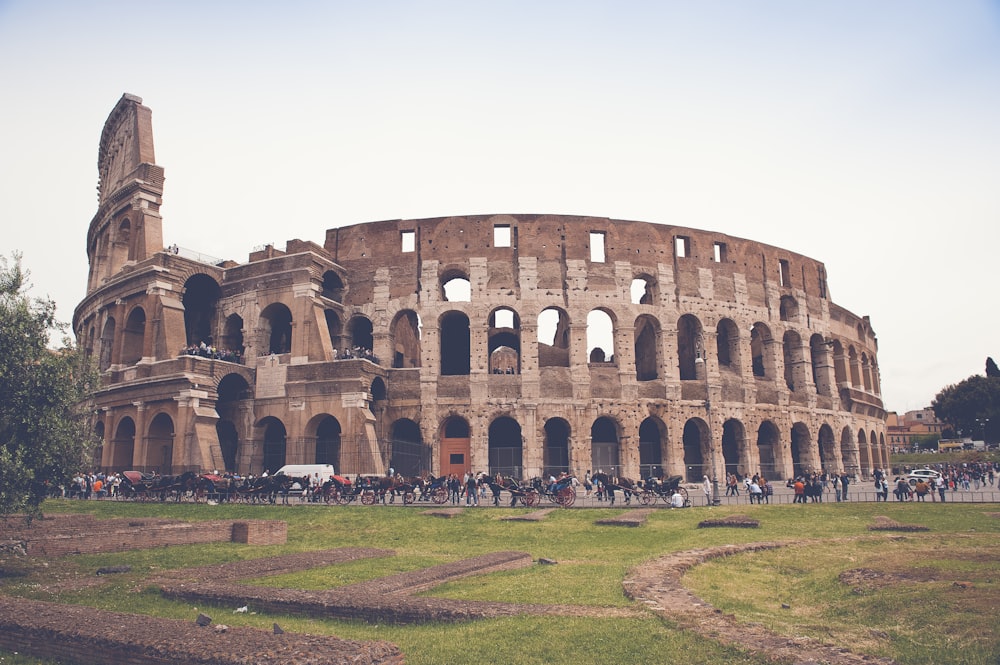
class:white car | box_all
[907,469,942,486]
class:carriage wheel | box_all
[523,489,540,508]
[361,490,377,505]
[432,487,448,504]
[403,491,416,505]
[557,487,576,507]
[333,491,349,505]
[640,490,655,506]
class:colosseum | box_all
[73,93,888,485]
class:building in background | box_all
[74,94,888,481]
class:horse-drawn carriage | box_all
[590,472,641,505]
[485,477,540,507]
[531,475,577,507]
[639,475,690,507]
[119,470,203,502]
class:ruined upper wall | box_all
[324,213,833,305]
[97,94,157,207]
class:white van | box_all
[275,464,336,491]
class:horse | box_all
[591,472,639,505]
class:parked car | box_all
[907,468,942,486]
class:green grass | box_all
[2,500,999,665]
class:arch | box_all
[259,416,287,474]
[543,417,571,476]
[439,311,471,375]
[440,416,471,478]
[390,309,421,368]
[630,274,657,305]
[147,412,174,474]
[591,416,620,475]
[790,422,811,478]
[809,334,832,396]
[489,416,523,478]
[750,323,773,379]
[857,428,871,479]
[848,346,861,387]
[677,314,703,380]
[488,307,520,373]
[321,270,345,303]
[841,426,858,476]
[182,274,222,347]
[390,418,427,477]
[634,314,660,381]
[818,423,837,473]
[721,419,748,477]
[779,295,798,322]
[350,315,374,353]
[315,416,341,468]
[638,417,665,478]
[831,340,848,386]
[99,317,116,371]
[121,307,146,366]
[587,309,615,363]
[716,318,741,371]
[442,273,471,302]
[537,307,570,367]
[111,417,135,471]
[325,310,343,357]
[756,420,781,480]
[260,303,293,355]
[216,373,251,472]
[682,418,710,482]
[216,421,239,473]
[371,377,387,401]
[861,353,873,392]
[222,314,245,359]
[92,421,105,469]
[783,329,804,392]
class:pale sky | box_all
[2,1,998,413]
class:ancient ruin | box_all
[73,93,887,482]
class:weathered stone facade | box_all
[73,94,888,483]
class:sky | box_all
[1,1,998,413]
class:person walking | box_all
[702,475,712,505]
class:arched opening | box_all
[537,307,570,367]
[587,309,615,363]
[371,377,387,401]
[260,303,292,355]
[677,314,703,380]
[322,271,345,303]
[121,308,146,366]
[634,315,659,381]
[221,314,245,360]
[93,421,105,469]
[818,424,837,473]
[112,417,135,471]
[260,417,287,474]
[779,295,798,322]
[590,417,620,474]
[440,311,471,375]
[543,418,571,477]
[841,426,857,476]
[182,274,221,347]
[442,275,471,302]
[147,413,174,474]
[390,419,427,477]
[848,346,861,388]
[216,373,251,472]
[682,418,709,482]
[790,422,811,478]
[716,318,740,371]
[489,416,523,478]
[325,310,343,357]
[315,416,341,467]
[488,307,520,373]
[783,329,804,392]
[99,317,116,371]
[858,429,871,478]
[832,340,848,386]
[630,275,656,305]
[722,419,747,477]
[390,310,421,368]
[810,334,832,396]
[861,353,873,392]
[350,316,375,355]
[440,416,470,478]
[751,323,772,379]
[638,417,665,478]
[756,421,781,480]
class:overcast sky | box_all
[2,1,998,413]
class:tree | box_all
[931,373,1000,445]
[987,357,1000,378]
[0,253,97,518]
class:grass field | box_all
[1,499,998,665]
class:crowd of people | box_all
[333,345,380,363]
[181,341,243,364]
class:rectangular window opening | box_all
[590,231,606,263]
[494,225,511,248]
[713,241,727,263]
[401,230,415,253]
[675,236,690,258]
[779,259,791,286]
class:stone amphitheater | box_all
[73,93,887,484]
